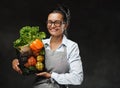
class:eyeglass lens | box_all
[47,20,63,27]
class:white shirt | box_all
[42,35,83,85]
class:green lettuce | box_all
[13,26,46,49]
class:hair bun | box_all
[58,4,70,16]
[56,4,71,24]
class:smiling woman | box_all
[12,4,83,88]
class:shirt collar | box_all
[44,35,68,47]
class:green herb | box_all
[13,26,46,49]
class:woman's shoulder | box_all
[42,38,49,41]
[66,38,78,46]
[42,38,49,43]
[63,35,77,46]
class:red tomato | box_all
[27,56,37,66]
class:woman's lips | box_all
[50,29,58,32]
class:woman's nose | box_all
[51,23,56,27]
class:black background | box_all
[0,0,120,88]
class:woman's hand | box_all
[12,59,22,74]
[36,72,51,78]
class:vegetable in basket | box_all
[13,26,46,75]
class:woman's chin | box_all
[50,32,58,36]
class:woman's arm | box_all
[51,43,83,85]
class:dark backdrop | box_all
[0,0,120,88]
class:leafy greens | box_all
[13,26,46,49]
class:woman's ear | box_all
[64,24,68,30]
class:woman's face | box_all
[47,13,67,37]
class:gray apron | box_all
[33,46,69,88]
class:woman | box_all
[12,4,83,88]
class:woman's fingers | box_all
[36,72,51,78]
[15,65,22,74]
[36,72,45,76]
[12,59,22,74]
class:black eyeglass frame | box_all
[47,20,66,27]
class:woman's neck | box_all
[50,35,63,51]
[51,35,63,43]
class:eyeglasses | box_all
[47,20,65,27]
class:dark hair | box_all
[49,4,71,36]
[51,4,70,25]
